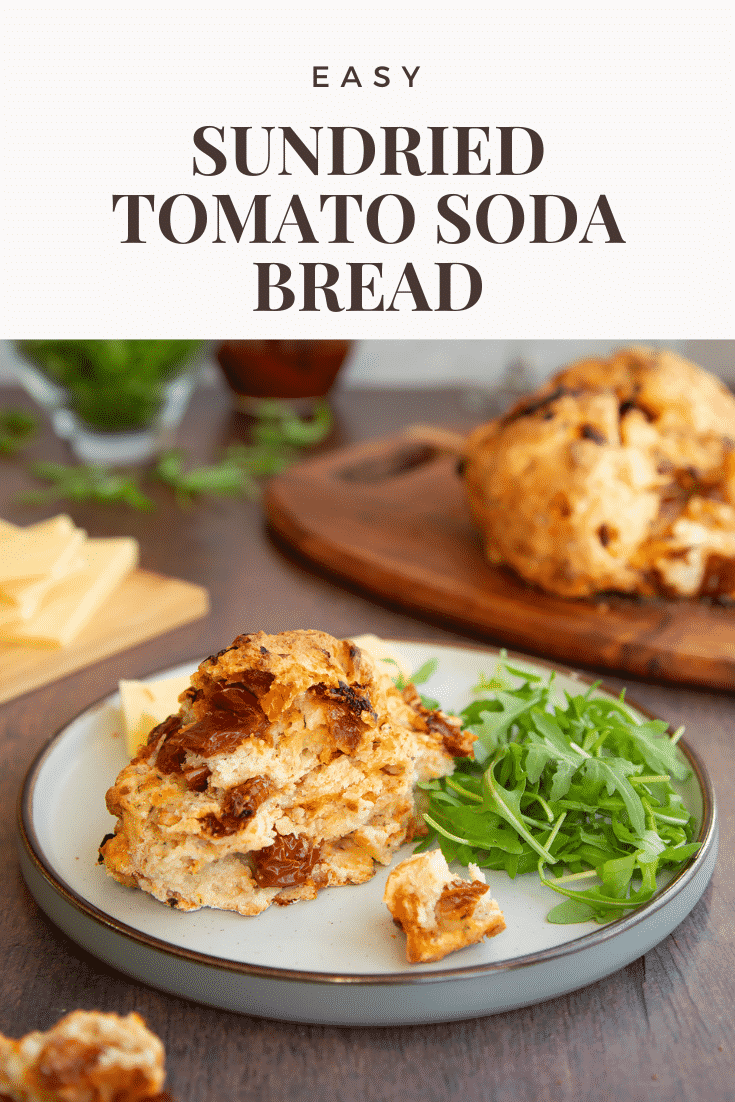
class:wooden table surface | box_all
[1,381,732,1102]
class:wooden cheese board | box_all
[0,569,209,705]
[265,434,735,691]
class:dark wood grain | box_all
[266,434,735,691]
[1,381,732,1102]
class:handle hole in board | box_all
[337,444,438,484]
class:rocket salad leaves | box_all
[413,659,701,924]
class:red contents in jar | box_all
[217,340,350,400]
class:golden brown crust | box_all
[100,630,473,916]
[464,347,735,599]
[0,1011,165,1102]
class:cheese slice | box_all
[0,515,86,589]
[0,554,88,621]
[0,537,138,646]
[118,673,193,757]
[350,633,411,680]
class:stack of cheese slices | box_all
[0,515,138,647]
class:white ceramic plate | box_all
[18,643,717,1026]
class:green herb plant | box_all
[413,658,701,924]
[153,398,333,504]
[19,399,333,510]
[18,340,201,430]
[22,463,155,511]
[154,448,259,505]
[0,410,37,457]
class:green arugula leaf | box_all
[546,897,596,924]
[528,709,587,767]
[481,753,558,863]
[391,659,441,710]
[658,842,701,863]
[547,760,578,802]
[598,854,637,898]
[622,717,689,780]
[581,756,645,837]
[410,657,438,685]
[417,658,701,925]
[470,690,545,755]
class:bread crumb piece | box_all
[384,850,506,963]
[0,1010,167,1101]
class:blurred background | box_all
[2,338,732,467]
[2,339,733,392]
[339,340,733,389]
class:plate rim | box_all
[17,641,718,988]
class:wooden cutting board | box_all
[266,434,735,691]
[0,569,209,705]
